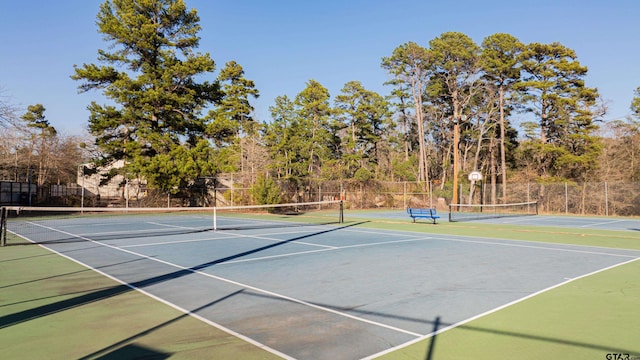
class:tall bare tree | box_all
[428,32,481,204]
[382,42,432,183]
[481,33,523,203]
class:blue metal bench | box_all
[407,208,440,224]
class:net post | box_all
[339,200,344,223]
[213,206,217,231]
[1,207,6,247]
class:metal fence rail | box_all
[3,179,638,217]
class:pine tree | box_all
[72,0,221,194]
[481,33,523,202]
[21,104,57,187]
[517,42,602,182]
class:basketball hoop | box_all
[468,171,483,182]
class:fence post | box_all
[403,181,407,209]
[429,181,433,208]
[565,182,568,214]
[604,181,609,216]
[230,174,234,207]
[80,165,85,211]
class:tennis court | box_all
[469,214,640,231]
[2,202,639,359]
[350,208,640,232]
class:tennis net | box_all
[0,200,344,246]
[448,201,538,222]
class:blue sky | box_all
[1,0,639,135]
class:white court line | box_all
[123,231,339,250]
[8,228,294,360]
[122,237,226,248]
[218,237,433,265]
[48,215,212,230]
[219,231,338,249]
[77,218,327,247]
[216,247,336,264]
[212,225,335,239]
[337,227,427,238]
[485,216,634,231]
[485,216,543,224]
[364,256,640,359]
[123,228,429,263]
[25,222,422,340]
[146,221,208,230]
[367,223,640,256]
[580,219,627,228]
[74,224,210,236]
[423,234,639,258]
[122,224,338,250]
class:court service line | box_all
[216,237,433,265]
[122,232,338,250]
[121,236,231,248]
[365,256,640,359]
[26,222,423,339]
[146,221,207,230]
[210,225,339,239]
[486,216,546,224]
[114,222,334,249]
[220,231,338,249]
[336,227,427,238]
[426,235,639,258]
[150,219,334,239]
[77,225,209,237]
[579,219,627,228]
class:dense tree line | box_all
[0,104,85,187]
[2,0,640,206]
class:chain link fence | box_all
[4,177,638,217]
[279,180,640,217]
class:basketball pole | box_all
[452,124,460,209]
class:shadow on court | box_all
[80,290,245,359]
[0,258,149,292]
[240,290,639,358]
[0,221,365,330]
[4,227,213,245]
[5,219,341,246]
[0,250,58,263]
[93,344,170,360]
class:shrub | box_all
[251,175,282,205]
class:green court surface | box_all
[376,256,640,360]
[1,212,639,359]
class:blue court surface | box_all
[7,212,640,359]
[349,209,640,232]
[468,214,640,231]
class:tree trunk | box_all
[490,137,497,204]
[411,79,429,183]
[498,85,507,203]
